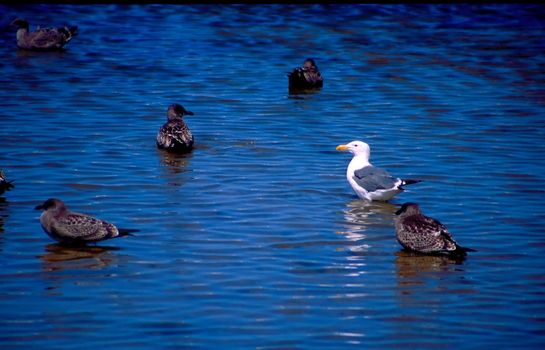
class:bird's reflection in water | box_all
[157,148,194,188]
[288,87,322,98]
[396,250,466,279]
[338,199,398,253]
[40,243,120,272]
[394,250,470,315]
[0,197,9,234]
[158,148,193,173]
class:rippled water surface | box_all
[1,4,545,349]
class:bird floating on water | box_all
[156,103,195,153]
[287,58,324,91]
[0,170,14,195]
[394,202,475,257]
[336,140,420,201]
[10,18,78,51]
[35,198,136,245]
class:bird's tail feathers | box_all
[402,179,422,186]
[69,26,78,36]
[445,244,476,259]
[457,245,477,253]
[1,180,15,190]
[118,228,139,237]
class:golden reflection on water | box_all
[157,148,193,175]
[395,250,464,281]
[40,243,120,272]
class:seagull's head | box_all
[395,202,421,216]
[167,103,194,121]
[336,140,371,159]
[10,18,29,30]
[35,198,65,211]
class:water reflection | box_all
[288,87,323,96]
[14,48,68,62]
[0,198,8,251]
[0,197,8,234]
[395,250,465,281]
[339,199,397,252]
[39,243,120,272]
[157,148,194,189]
[157,148,193,175]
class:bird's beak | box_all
[336,144,348,151]
[185,110,194,116]
[34,204,43,210]
[394,207,404,215]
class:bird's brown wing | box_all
[27,28,66,49]
[400,214,455,252]
[157,121,193,148]
[54,213,117,242]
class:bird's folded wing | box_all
[54,214,106,240]
[353,166,398,192]
[29,29,63,48]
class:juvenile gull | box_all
[35,198,135,245]
[156,103,195,153]
[10,18,78,50]
[336,140,420,201]
[287,58,324,91]
[0,170,14,195]
[395,202,475,257]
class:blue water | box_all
[1,4,545,349]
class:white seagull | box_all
[336,140,421,201]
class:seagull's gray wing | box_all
[353,165,399,192]
[53,213,117,242]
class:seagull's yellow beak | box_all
[336,144,348,151]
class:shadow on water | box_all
[39,243,120,272]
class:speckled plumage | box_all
[394,202,474,256]
[156,103,194,153]
[336,140,420,201]
[10,18,78,51]
[0,170,14,195]
[287,58,324,91]
[35,198,127,245]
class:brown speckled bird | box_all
[394,202,475,257]
[35,198,135,245]
[156,103,195,153]
[287,58,324,91]
[10,18,78,50]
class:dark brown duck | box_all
[35,198,136,245]
[394,202,475,257]
[10,18,78,50]
[156,103,195,153]
[287,58,324,91]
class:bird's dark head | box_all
[167,103,194,120]
[303,58,318,70]
[395,202,420,216]
[35,198,65,211]
[10,18,29,29]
